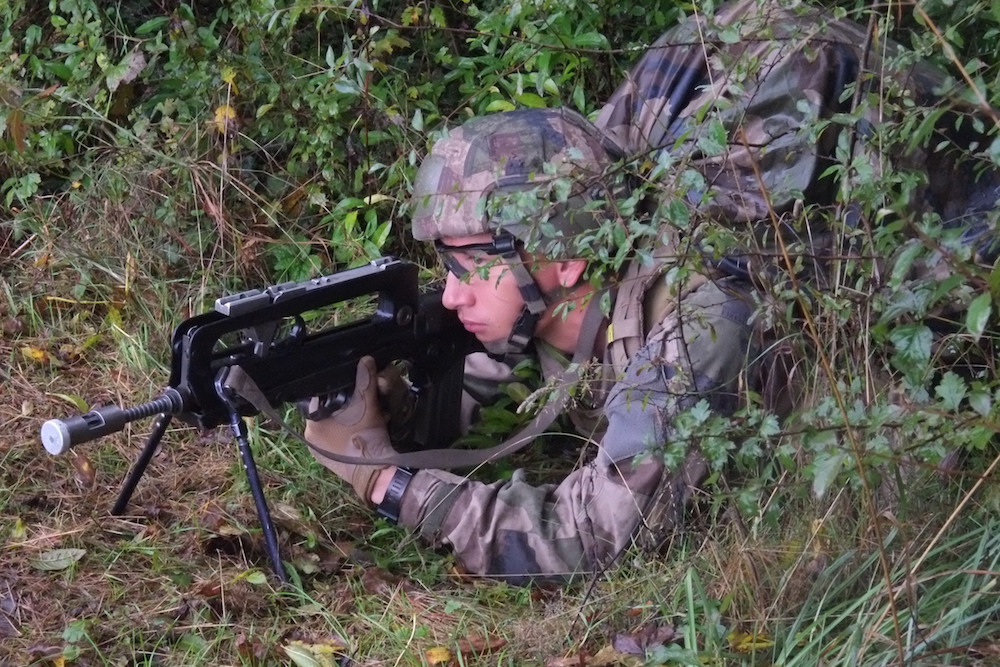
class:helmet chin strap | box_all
[486,234,549,355]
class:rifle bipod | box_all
[110,372,290,584]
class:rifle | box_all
[40,257,478,582]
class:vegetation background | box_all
[1,0,999,664]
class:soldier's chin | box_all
[481,337,511,357]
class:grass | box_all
[3,144,1000,667]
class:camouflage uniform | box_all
[399,280,756,583]
[397,0,999,582]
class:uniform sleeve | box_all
[398,280,756,583]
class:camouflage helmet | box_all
[411,108,621,250]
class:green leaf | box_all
[812,450,846,499]
[48,63,73,81]
[990,135,1000,168]
[572,32,608,49]
[696,119,728,156]
[31,548,86,571]
[572,82,585,112]
[485,99,516,113]
[50,393,89,413]
[889,323,932,378]
[515,92,547,108]
[244,570,268,585]
[935,371,967,411]
[62,619,89,643]
[969,389,992,417]
[966,292,992,341]
[135,16,170,35]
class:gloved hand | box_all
[304,356,395,504]
[377,361,417,443]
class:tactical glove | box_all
[376,361,417,443]
[304,356,394,504]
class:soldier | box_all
[304,106,762,583]
[302,0,999,582]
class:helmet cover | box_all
[411,108,620,250]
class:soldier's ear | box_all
[555,259,588,288]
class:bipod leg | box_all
[218,396,289,584]
[112,413,172,516]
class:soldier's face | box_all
[438,234,526,345]
[437,233,569,347]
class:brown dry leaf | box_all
[235,631,269,664]
[71,451,97,489]
[611,623,675,656]
[545,645,642,667]
[193,580,222,598]
[7,107,25,152]
[424,646,452,665]
[455,634,508,656]
[36,84,60,98]
[360,567,410,595]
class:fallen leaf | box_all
[50,393,89,413]
[35,84,61,98]
[283,640,345,667]
[193,580,222,598]
[10,518,26,541]
[20,345,53,365]
[455,634,507,656]
[71,451,97,489]
[425,646,452,665]
[545,645,642,667]
[30,548,86,571]
[235,632,268,664]
[612,623,675,656]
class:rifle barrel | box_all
[41,389,184,455]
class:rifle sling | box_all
[223,292,608,470]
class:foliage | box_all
[3,0,1000,665]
